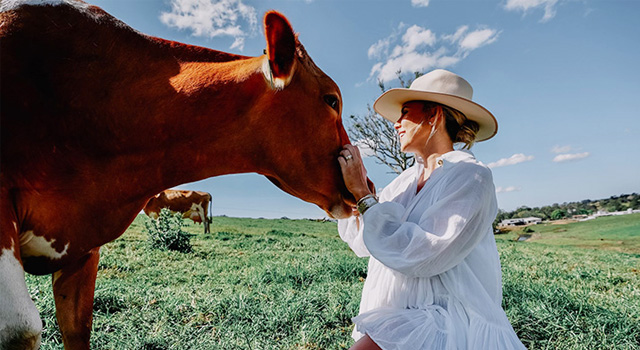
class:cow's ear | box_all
[264,11,296,86]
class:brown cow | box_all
[0,1,372,349]
[144,190,212,234]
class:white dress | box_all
[338,150,526,350]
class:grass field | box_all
[497,213,640,253]
[25,214,639,349]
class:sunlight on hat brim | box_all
[373,88,498,142]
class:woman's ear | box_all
[426,105,442,125]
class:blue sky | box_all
[90,0,639,219]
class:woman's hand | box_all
[338,144,372,202]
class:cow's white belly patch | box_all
[0,246,43,346]
[189,203,204,219]
[19,230,70,259]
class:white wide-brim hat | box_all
[373,69,498,142]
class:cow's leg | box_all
[205,216,210,234]
[0,192,43,349]
[52,248,100,350]
[205,198,211,234]
[0,250,43,349]
[194,202,209,234]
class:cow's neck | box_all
[114,53,273,202]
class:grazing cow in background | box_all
[144,190,212,234]
[0,0,374,349]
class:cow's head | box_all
[251,11,370,219]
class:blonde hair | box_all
[421,102,479,149]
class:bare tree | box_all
[347,71,422,174]
[347,105,414,174]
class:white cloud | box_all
[487,153,535,168]
[160,0,258,51]
[411,0,430,8]
[368,23,499,83]
[504,0,560,22]
[496,186,521,193]
[443,25,469,44]
[553,152,590,162]
[368,37,393,60]
[402,25,437,53]
[458,28,499,51]
[551,145,573,153]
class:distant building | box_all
[500,217,542,226]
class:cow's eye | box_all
[324,95,339,111]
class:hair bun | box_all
[456,119,480,149]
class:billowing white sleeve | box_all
[361,166,497,278]
[337,216,370,257]
[337,166,412,258]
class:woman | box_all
[337,69,526,349]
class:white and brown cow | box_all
[0,1,373,348]
[144,190,212,234]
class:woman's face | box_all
[394,101,431,153]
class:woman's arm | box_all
[337,215,370,257]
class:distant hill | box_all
[495,193,639,225]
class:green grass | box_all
[496,213,640,253]
[26,214,639,349]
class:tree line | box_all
[494,193,639,224]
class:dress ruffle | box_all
[352,307,449,350]
[467,317,527,349]
[352,307,527,350]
